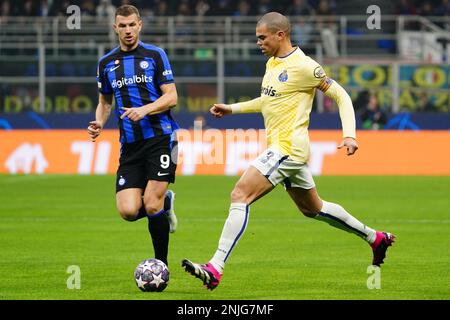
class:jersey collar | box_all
[277,46,299,59]
[120,40,142,53]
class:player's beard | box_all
[121,34,138,49]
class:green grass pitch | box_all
[0,175,449,300]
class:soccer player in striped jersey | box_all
[182,12,395,290]
[88,5,178,266]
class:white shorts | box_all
[250,148,316,190]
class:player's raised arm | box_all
[317,76,358,156]
[210,104,232,118]
[210,97,263,118]
[88,93,113,142]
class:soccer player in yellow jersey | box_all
[182,12,395,290]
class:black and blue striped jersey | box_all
[97,41,179,144]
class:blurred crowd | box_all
[1,0,449,17]
[1,0,339,17]
[0,0,331,18]
[395,0,450,16]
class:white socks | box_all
[209,203,249,273]
[209,200,375,274]
[315,200,376,243]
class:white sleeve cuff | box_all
[230,104,241,114]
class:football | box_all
[134,258,169,292]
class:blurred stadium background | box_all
[1,0,450,301]
[0,0,449,176]
[2,0,450,116]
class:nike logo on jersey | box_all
[109,65,120,72]
[157,172,170,176]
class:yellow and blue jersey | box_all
[234,47,354,163]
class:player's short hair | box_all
[115,5,141,19]
[257,12,291,37]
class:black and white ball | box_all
[134,258,169,292]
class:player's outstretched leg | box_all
[181,259,222,290]
[371,231,396,266]
[164,190,177,233]
[287,188,396,267]
[317,202,397,266]
[182,167,272,290]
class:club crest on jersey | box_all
[314,66,326,78]
[139,61,149,70]
[278,70,288,82]
[114,59,120,65]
